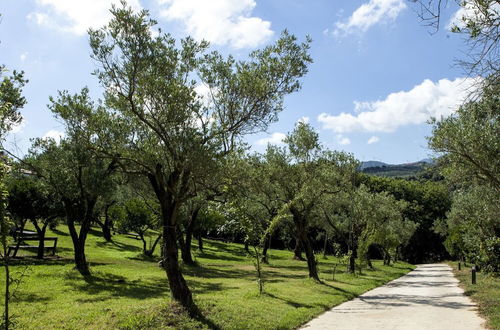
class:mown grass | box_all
[1,225,414,329]
[448,262,500,330]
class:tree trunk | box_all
[3,258,9,330]
[140,233,148,255]
[103,203,114,242]
[181,207,199,265]
[348,252,356,273]
[177,224,195,265]
[145,234,162,257]
[2,238,10,330]
[101,220,112,242]
[367,258,374,270]
[197,234,203,252]
[65,198,94,276]
[293,238,304,260]
[149,168,195,312]
[162,210,194,311]
[322,232,328,258]
[291,208,319,281]
[32,220,49,259]
[261,235,270,264]
[244,241,250,253]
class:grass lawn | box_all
[448,262,500,330]
[1,226,414,329]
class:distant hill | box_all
[359,160,387,170]
[360,159,434,178]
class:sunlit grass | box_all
[448,262,500,330]
[1,225,414,329]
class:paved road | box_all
[301,264,486,330]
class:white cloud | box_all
[337,134,351,145]
[331,0,406,37]
[447,3,500,30]
[367,136,380,144]
[256,132,286,146]
[318,77,479,134]
[158,0,273,48]
[43,129,65,143]
[10,121,26,134]
[298,116,310,124]
[20,52,28,61]
[27,0,142,35]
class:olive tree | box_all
[89,5,312,310]
[25,89,118,275]
[265,123,358,280]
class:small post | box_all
[471,266,476,284]
[458,262,461,270]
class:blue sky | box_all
[0,0,474,163]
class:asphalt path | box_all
[301,264,486,330]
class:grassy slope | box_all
[448,262,500,330]
[1,226,414,329]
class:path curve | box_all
[301,264,486,330]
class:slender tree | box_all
[89,5,312,310]
[25,89,118,275]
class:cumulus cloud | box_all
[330,0,406,37]
[336,134,351,145]
[27,0,142,35]
[297,116,310,124]
[158,0,273,48]
[367,136,379,144]
[256,132,286,146]
[318,77,478,134]
[447,2,500,30]
[43,129,65,143]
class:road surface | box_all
[301,264,486,330]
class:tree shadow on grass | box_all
[197,252,245,263]
[264,292,315,308]
[318,281,357,299]
[184,263,254,281]
[127,254,160,262]
[6,256,74,267]
[95,240,142,253]
[64,270,168,300]
[14,292,52,303]
[49,227,69,236]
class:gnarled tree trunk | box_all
[179,206,200,265]
[65,198,95,276]
[149,168,195,312]
[291,208,319,281]
[293,238,304,260]
[32,220,49,259]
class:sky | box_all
[0,0,475,164]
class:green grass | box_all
[1,225,414,329]
[448,262,500,330]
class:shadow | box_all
[64,271,168,301]
[88,227,104,237]
[353,293,477,310]
[264,292,315,309]
[384,280,457,288]
[318,281,357,298]
[5,256,75,267]
[14,292,52,303]
[189,305,222,330]
[127,254,160,262]
[49,227,69,236]
[95,240,141,253]
[198,252,245,263]
[464,290,477,296]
